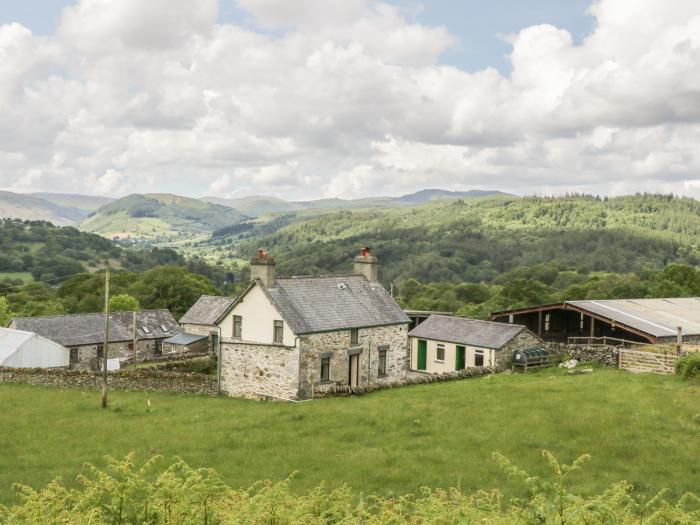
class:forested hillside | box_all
[0,220,234,322]
[230,194,700,283]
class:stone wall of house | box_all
[545,343,620,366]
[298,324,409,399]
[495,330,544,370]
[219,340,300,400]
[181,324,214,337]
[0,366,218,395]
[69,339,166,371]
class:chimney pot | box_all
[354,246,379,282]
[250,249,276,287]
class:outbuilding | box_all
[0,327,69,368]
[408,315,543,373]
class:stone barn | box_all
[10,310,180,370]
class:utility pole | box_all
[101,265,110,409]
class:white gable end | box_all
[217,283,296,345]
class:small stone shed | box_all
[162,332,209,355]
[9,310,181,370]
[179,295,236,336]
[408,315,543,373]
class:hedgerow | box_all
[1,451,697,524]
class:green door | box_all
[417,340,427,371]
[456,345,466,370]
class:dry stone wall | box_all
[220,340,300,400]
[496,330,545,370]
[0,367,218,395]
[545,343,620,366]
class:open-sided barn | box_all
[489,297,700,345]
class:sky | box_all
[0,0,698,200]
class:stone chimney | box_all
[353,247,378,282]
[250,248,276,287]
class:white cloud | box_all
[0,0,699,200]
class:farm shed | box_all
[408,315,543,373]
[0,327,69,368]
[162,333,209,355]
[489,297,700,345]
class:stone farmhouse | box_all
[408,315,543,373]
[9,310,180,370]
[180,248,411,400]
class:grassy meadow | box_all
[0,368,698,506]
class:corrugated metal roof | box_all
[567,298,700,338]
[163,333,208,345]
[179,295,236,325]
[11,310,180,347]
[408,315,528,349]
[263,275,410,335]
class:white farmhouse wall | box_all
[409,337,495,374]
[218,284,296,345]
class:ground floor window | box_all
[69,348,79,366]
[154,340,162,355]
[474,350,484,367]
[378,345,388,377]
[436,343,445,362]
[320,357,330,382]
[96,344,104,359]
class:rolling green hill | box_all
[80,193,248,241]
[0,191,86,226]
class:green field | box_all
[0,369,698,506]
[0,272,33,284]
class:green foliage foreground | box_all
[1,452,697,524]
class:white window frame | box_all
[435,343,445,362]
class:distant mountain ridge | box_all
[0,191,86,225]
[204,188,510,217]
[30,193,114,214]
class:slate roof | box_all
[261,275,410,335]
[10,310,180,347]
[409,315,529,350]
[163,333,208,345]
[179,295,236,325]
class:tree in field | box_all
[128,266,218,317]
[109,294,141,312]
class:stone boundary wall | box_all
[545,343,619,367]
[313,366,495,398]
[123,350,213,365]
[0,367,218,396]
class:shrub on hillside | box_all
[1,452,697,524]
[676,352,700,380]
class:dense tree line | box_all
[397,263,700,318]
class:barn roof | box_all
[567,298,700,338]
[163,333,208,345]
[260,275,410,335]
[10,310,180,347]
[409,315,529,350]
[179,295,236,326]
